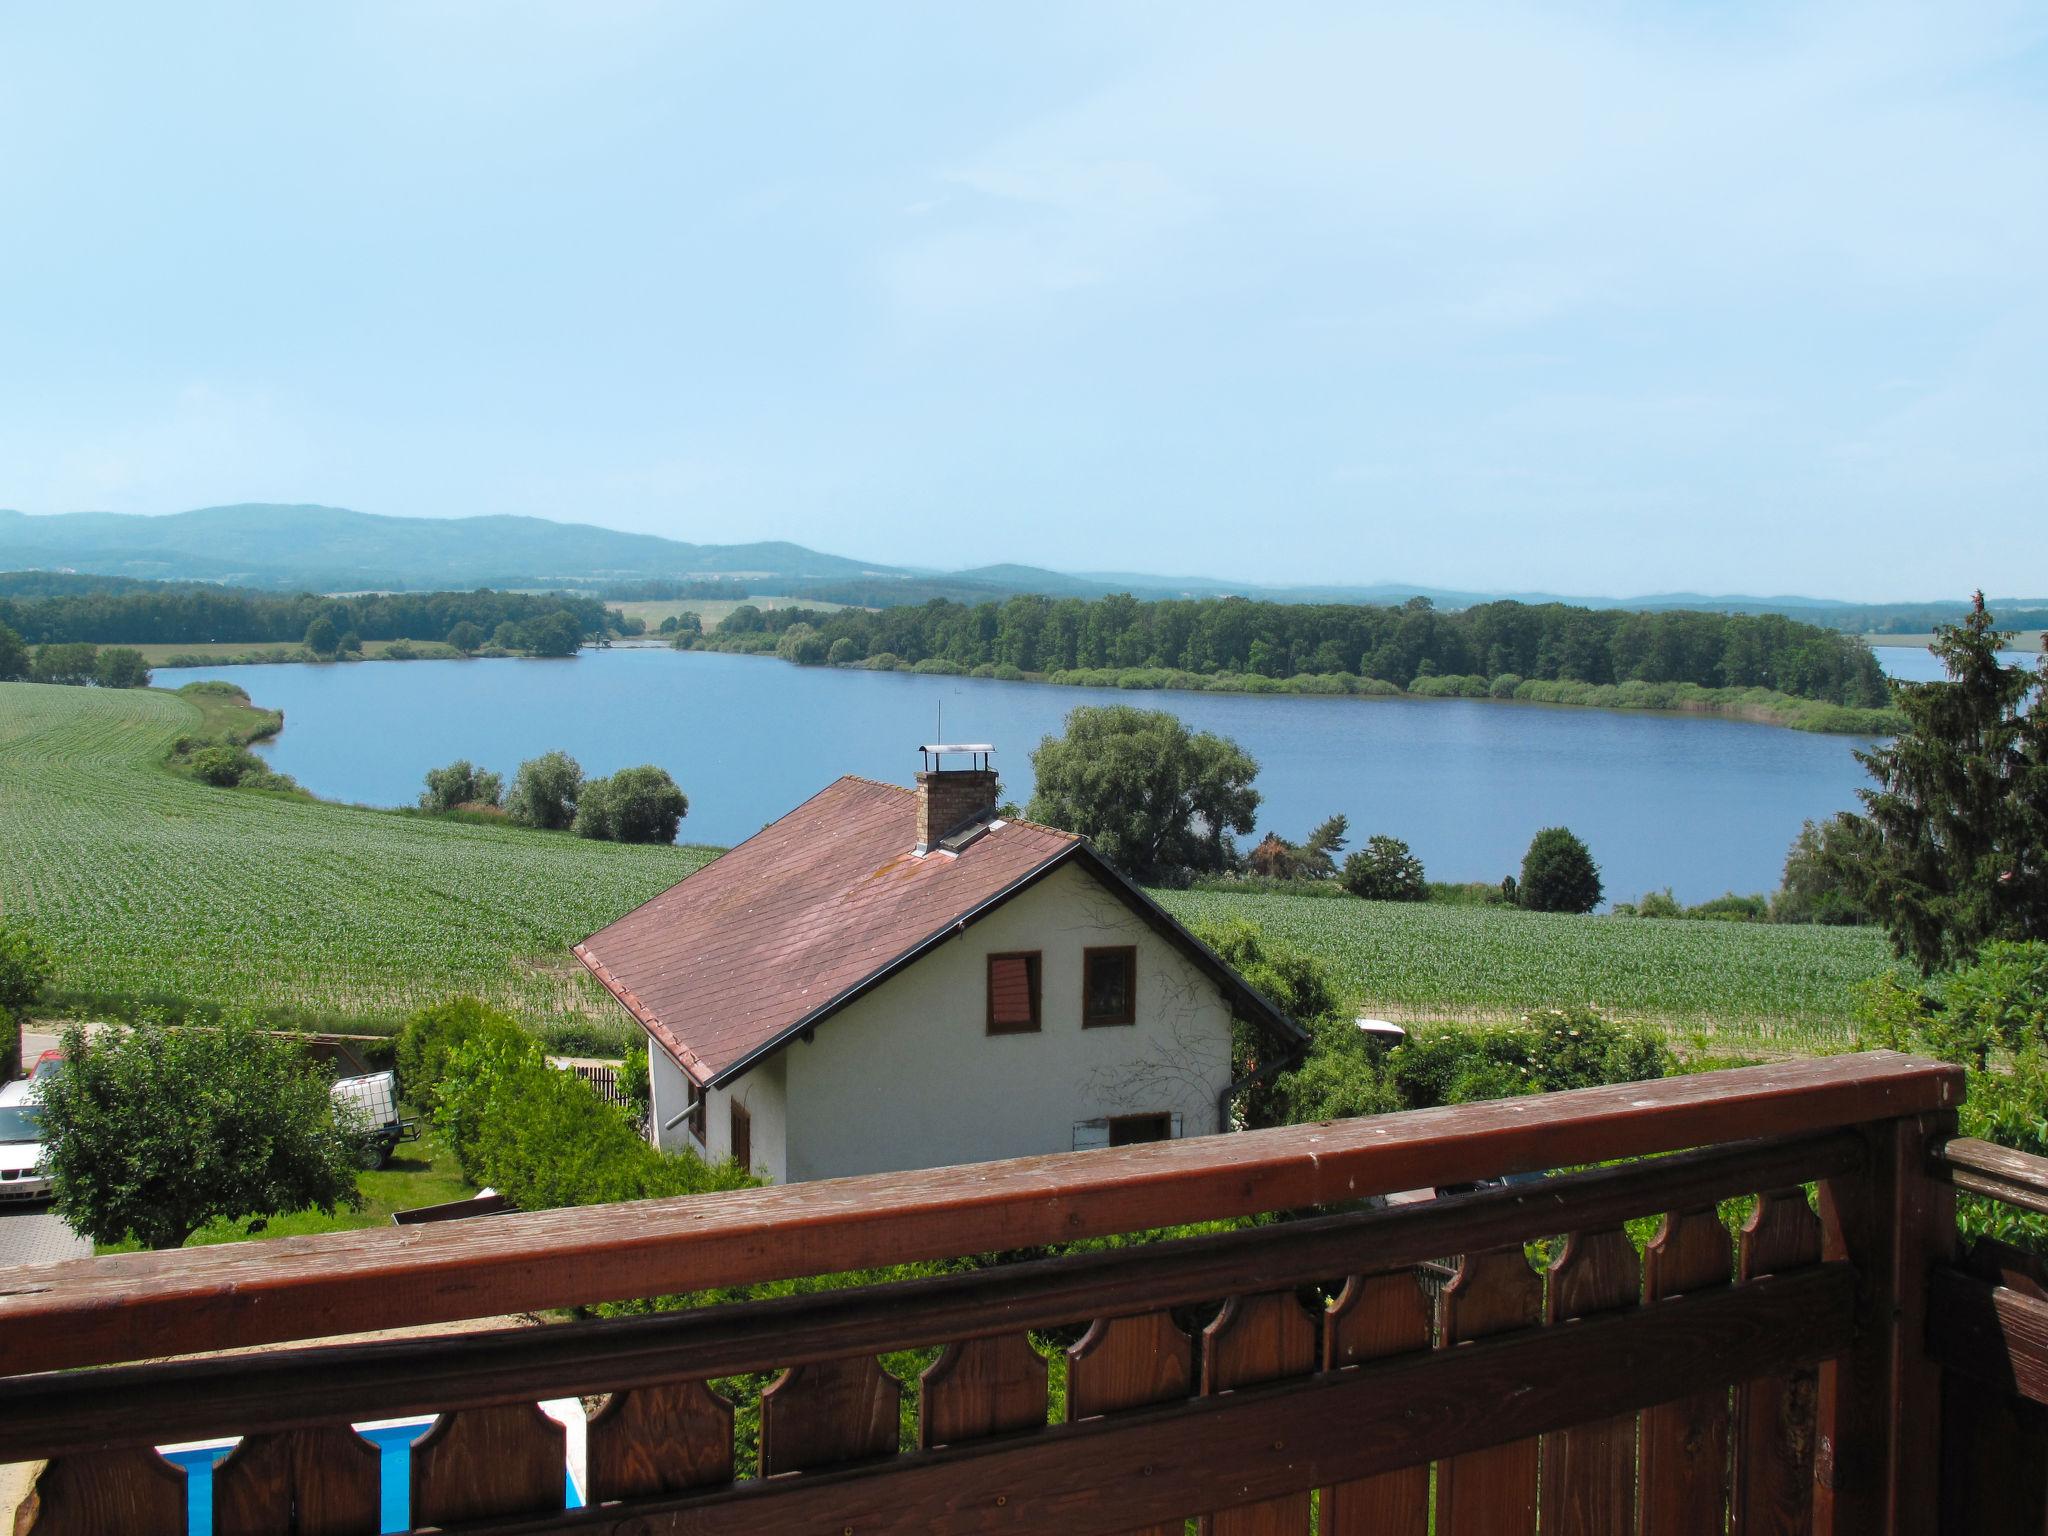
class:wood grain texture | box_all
[11,1448,185,1536]
[471,1263,1859,1536]
[1937,1367,2048,1536]
[1732,1189,1822,1536]
[1928,1268,2048,1407]
[1639,1208,1735,1536]
[1432,1246,1543,1536]
[1815,1113,1956,1536]
[1938,1137,2048,1215]
[585,1380,735,1502]
[1319,1271,1432,1536]
[0,1131,1866,1468]
[1539,1228,1640,1536]
[1067,1310,1196,1536]
[919,1333,1048,1449]
[1199,1291,1319,1536]
[409,1403,566,1526]
[758,1354,902,1475]
[0,1054,1958,1377]
[212,1425,380,1536]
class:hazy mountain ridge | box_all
[1,504,2038,621]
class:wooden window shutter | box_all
[987,953,1041,1034]
[730,1099,751,1172]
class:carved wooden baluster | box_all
[213,1425,381,1536]
[1731,1190,1822,1536]
[1432,1247,1542,1536]
[586,1381,736,1502]
[1066,1310,1196,1536]
[1538,1228,1641,1536]
[758,1355,901,1476]
[1197,1290,1319,1536]
[1319,1270,1432,1536]
[13,1448,186,1536]
[410,1403,567,1526]
[1638,1208,1735,1536]
[919,1333,1048,1449]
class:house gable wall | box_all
[777,861,1236,1182]
[648,1037,788,1183]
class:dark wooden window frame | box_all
[730,1098,752,1172]
[986,951,1043,1035]
[1082,945,1138,1027]
[1108,1111,1174,1146]
[688,1083,707,1144]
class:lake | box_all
[157,646,1990,908]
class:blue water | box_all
[160,1421,580,1533]
[159,646,1941,906]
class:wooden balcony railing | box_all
[1,1049,2041,1536]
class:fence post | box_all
[1813,1109,1957,1536]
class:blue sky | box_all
[2,3,2044,599]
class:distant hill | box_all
[0,505,904,591]
[2,504,2040,628]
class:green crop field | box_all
[3,681,1897,1050]
[1156,889,1897,1051]
[0,681,711,1032]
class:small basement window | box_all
[1082,945,1137,1027]
[1074,1112,1182,1150]
[987,951,1042,1034]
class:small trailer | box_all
[329,1070,418,1168]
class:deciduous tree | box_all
[36,1020,364,1249]
[1026,705,1259,882]
[1518,826,1603,913]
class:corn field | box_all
[1158,887,1898,1052]
[0,683,710,1028]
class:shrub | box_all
[395,997,529,1100]
[303,616,340,657]
[1489,673,1524,699]
[826,636,862,665]
[1340,836,1428,902]
[187,744,265,787]
[505,750,583,830]
[575,765,688,844]
[1518,826,1603,913]
[384,638,418,660]
[619,1045,651,1116]
[1632,889,1683,919]
[0,920,52,1020]
[94,648,151,689]
[420,759,504,812]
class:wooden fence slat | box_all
[12,1448,187,1536]
[409,1403,566,1526]
[212,1425,381,1536]
[1432,1247,1543,1536]
[1539,1228,1641,1536]
[919,1333,1048,1449]
[1199,1291,1319,1536]
[1067,1310,1196,1536]
[1639,1208,1735,1536]
[758,1354,901,1476]
[585,1381,735,1502]
[1732,1190,1823,1536]
[1937,1369,2048,1536]
[1318,1271,1433,1536]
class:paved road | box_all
[0,1204,89,1266]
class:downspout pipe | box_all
[1216,1033,1306,1135]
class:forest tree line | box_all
[697,594,1892,707]
[0,582,622,648]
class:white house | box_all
[574,747,1305,1183]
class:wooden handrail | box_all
[1934,1135,2048,1217]
[0,1130,1863,1462]
[0,1052,1958,1375]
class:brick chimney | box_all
[915,745,1000,853]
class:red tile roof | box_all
[574,777,1082,1086]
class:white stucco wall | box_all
[773,861,1238,1183]
[647,1037,789,1183]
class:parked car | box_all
[329,1070,417,1168]
[0,1101,49,1202]
[28,1049,64,1084]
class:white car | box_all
[0,1100,49,1202]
